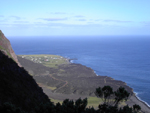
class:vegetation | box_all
[87,97,102,108]
[0,86,141,113]
[0,30,15,60]
[33,86,140,113]
[18,54,135,109]
[19,55,69,68]
[18,55,133,101]
[0,30,143,112]
[0,50,141,113]
[0,102,27,113]
[94,86,141,113]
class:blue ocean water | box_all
[8,36,150,106]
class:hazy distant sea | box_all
[8,36,150,106]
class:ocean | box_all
[8,36,150,106]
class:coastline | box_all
[127,94,150,113]
[93,70,150,112]
[18,54,150,113]
[72,60,150,112]
[57,57,150,111]
[135,92,150,107]
[66,59,150,113]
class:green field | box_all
[50,96,102,108]
[19,54,69,68]
[50,96,127,109]
[87,97,102,108]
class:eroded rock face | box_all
[0,30,21,66]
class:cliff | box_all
[0,31,51,112]
[0,47,51,112]
[0,30,21,66]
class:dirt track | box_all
[49,74,68,92]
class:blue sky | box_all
[1,0,150,36]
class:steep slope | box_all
[0,30,21,66]
[0,50,50,112]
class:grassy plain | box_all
[50,96,127,109]
[50,96,103,108]
[19,54,69,68]
[87,97,102,108]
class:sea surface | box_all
[8,36,150,106]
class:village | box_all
[19,55,70,67]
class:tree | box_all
[114,87,130,106]
[95,86,141,113]
[95,86,113,105]
[75,98,87,113]
[133,104,141,113]
[0,102,27,113]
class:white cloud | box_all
[103,19,133,23]
[50,12,67,14]
[40,17,68,21]
[77,19,86,21]
[13,21,29,23]
[10,16,22,20]
[74,15,85,18]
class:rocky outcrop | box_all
[0,30,21,66]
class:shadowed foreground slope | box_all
[0,51,50,112]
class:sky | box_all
[0,0,150,36]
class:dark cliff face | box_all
[0,30,50,112]
[0,50,50,112]
[0,30,21,66]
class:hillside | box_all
[17,55,150,113]
[0,31,51,112]
[0,50,51,112]
[18,55,133,100]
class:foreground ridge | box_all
[0,50,50,112]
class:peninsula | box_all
[18,54,150,112]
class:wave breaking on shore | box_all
[134,92,150,108]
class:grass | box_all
[47,86,57,90]
[50,98,63,104]
[18,54,69,68]
[0,46,13,59]
[21,54,59,57]
[50,97,128,108]
[0,46,4,50]
[87,97,127,108]
[50,96,103,108]
[87,97,102,108]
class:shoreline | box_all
[134,93,150,109]
[134,92,150,107]
[18,54,150,112]
[70,60,150,112]
[127,94,150,113]
[90,64,150,111]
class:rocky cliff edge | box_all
[0,30,21,66]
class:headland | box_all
[18,54,150,113]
